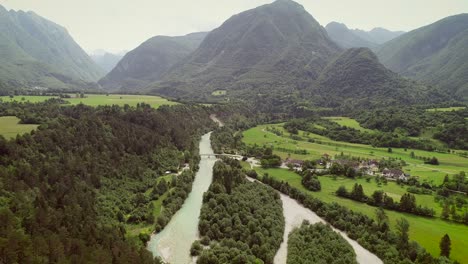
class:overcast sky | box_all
[1,0,467,53]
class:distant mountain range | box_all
[325,22,404,49]
[99,32,207,91]
[377,14,468,100]
[0,0,465,106]
[138,0,441,107]
[0,4,104,90]
[89,50,126,73]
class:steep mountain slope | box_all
[325,22,376,48]
[90,51,125,73]
[353,27,405,44]
[151,0,341,100]
[98,32,207,91]
[377,14,468,100]
[0,5,103,89]
[315,48,444,108]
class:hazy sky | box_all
[1,0,467,53]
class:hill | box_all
[0,5,104,90]
[325,22,376,48]
[377,14,468,100]
[353,27,405,44]
[90,51,126,73]
[150,0,341,101]
[315,48,445,108]
[98,32,207,91]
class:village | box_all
[283,153,411,181]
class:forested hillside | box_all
[99,32,207,91]
[0,5,103,90]
[377,14,468,100]
[151,0,340,101]
[0,100,214,263]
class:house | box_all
[326,159,360,170]
[359,160,380,175]
[382,168,408,181]
[284,159,304,169]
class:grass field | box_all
[0,94,178,108]
[0,116,39,139]
[243,124,467,185]
[211,90,227,96]
[324,116,376,133]
[245,166,468,263]
[426,107,466,112]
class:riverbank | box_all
[147,132,216,263]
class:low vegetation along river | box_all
[147,132,215,263]
[148,131,382,264]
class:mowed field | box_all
[244,165,468,263]
[0,94,178,108]
[243,124,467,185]
[0,116,38,139]
[242,124,468,262]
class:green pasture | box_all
[242,124,467,185]
[324,116,376,133]
[249,167,468,263]
[0,94,177,108]
[0,116,39,139]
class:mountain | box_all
[98,32,207,91]
[90,51,126,73]
[150,0,341,100]
[315,48,443,108]
[377,14,468,100]
[0,5,104,90]
[353,27,405,44]
[325,22,376,49]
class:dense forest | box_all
[194,158,284,264]
[287,222,357,264]
[0,100,215,263]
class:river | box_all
[272,190,383,264]
[147,131,382,264]
[147,132,215,264]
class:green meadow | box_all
[0,94,178,108]
[246,166,468,263]
[243,124,467,185]
[211,90,227,96]
[324,116,376,133]
[426,107,466,112]
[0,116,39,139]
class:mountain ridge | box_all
[377,13,468,100]
[0,4,104,90]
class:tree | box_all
[441,203,450,220]
[350,183,365,201]
[336,186,348,197]
[439,234,451,258]
[396,218,409,249]
[399,193,416,212]
[375,207,388,228]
